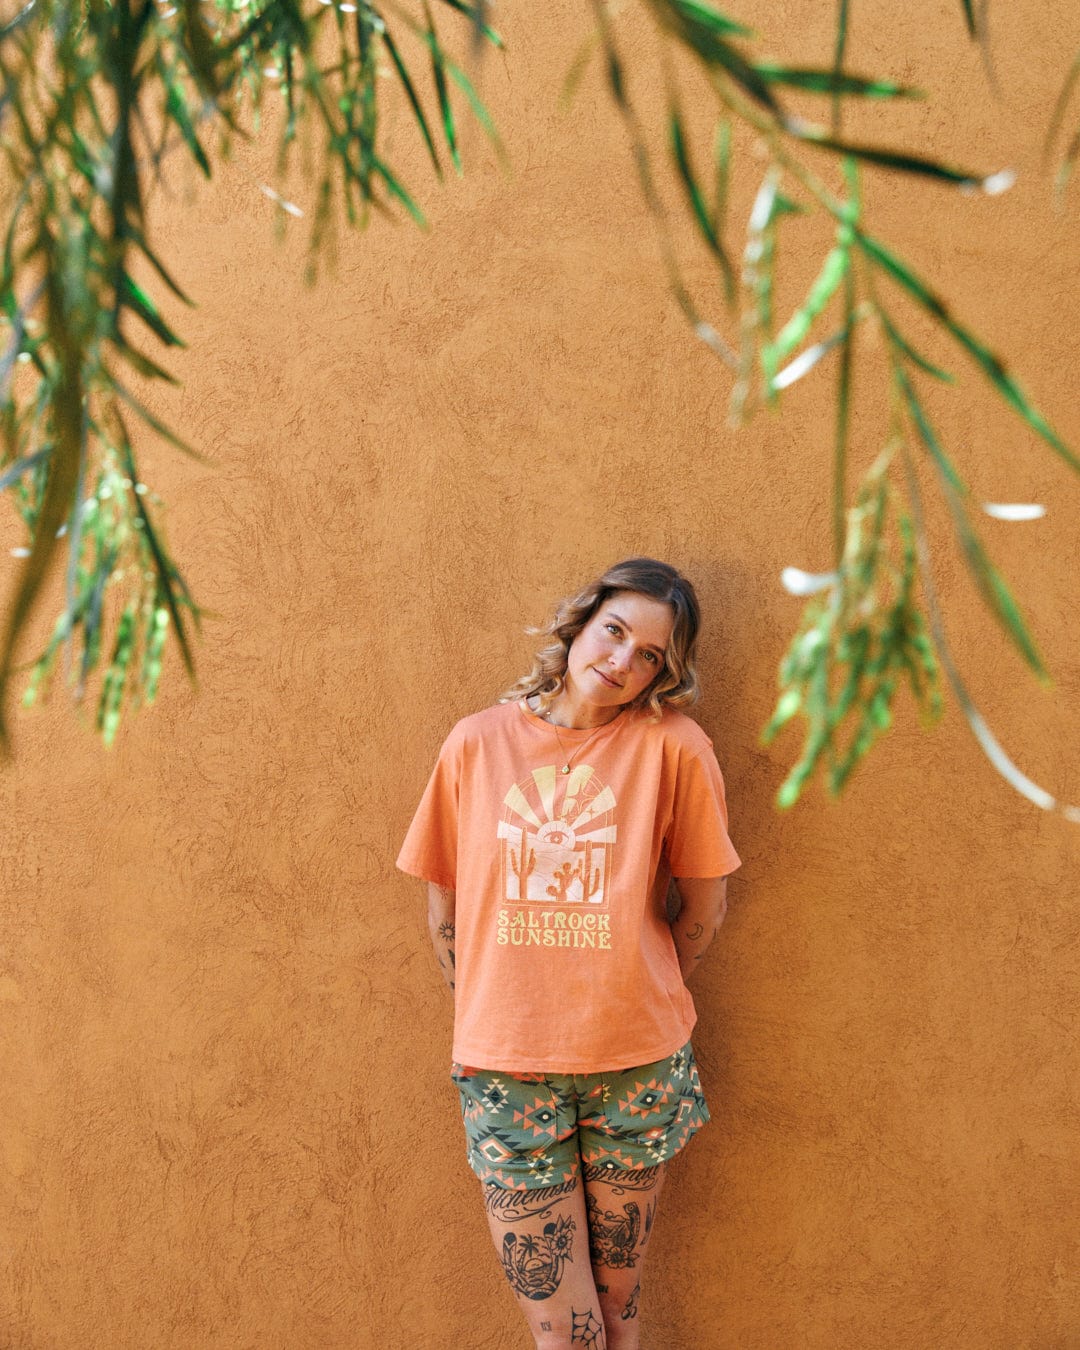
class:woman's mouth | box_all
[594,669,622,689]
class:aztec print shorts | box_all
[450,1041,710,1190]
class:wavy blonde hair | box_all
[500,558,702,720]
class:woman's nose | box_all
[609,646,632,671]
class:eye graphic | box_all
[537,819,577,849]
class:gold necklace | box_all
[538,700,621,774]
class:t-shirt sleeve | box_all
[665,743,742,878]
[395,727,462,889]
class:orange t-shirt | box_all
[396,699,741,1073]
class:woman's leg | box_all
[582,1162,666,1350]
[480,1177,608,1349]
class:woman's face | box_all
[565,590,675,711]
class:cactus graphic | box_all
[509,826,535,900]
[579,840,601,902]
[546,860,577,903]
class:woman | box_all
[397,558,741,1350]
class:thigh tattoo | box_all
[484,1181,577,1224]
[501,1215,576,1300]
[587,1195,656,1269]
[582,1163,662,1195]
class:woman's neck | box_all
[533,689,623,731]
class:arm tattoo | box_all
[438,921,455,942]
[685,922,704,940]
[500,1216,576,1300]
[483,1182,576,1223]
[621,1282,640,1321]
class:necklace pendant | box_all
[561,764,571,775]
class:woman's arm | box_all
[427,883,457,993]
[669,876,728,980]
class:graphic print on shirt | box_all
[498,763,616,906]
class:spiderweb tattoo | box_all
[571,1306,605,1349]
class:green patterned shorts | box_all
[450,1041,710,1190]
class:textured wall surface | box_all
[3,2,1080,1347]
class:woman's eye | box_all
[604,623,620,636]
[642,651,658,664]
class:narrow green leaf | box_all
[165,80,211,178]
[97,601,137,746]
[81,550,116,687]
[423,0,460,173]
[767,243,848,370]
[959,0,976,38]
[442,45,508,164]
[832,268,853,564]
[560,29,599,110]
[142,606,169,705]
[895,365,967,496]
[754,63,921,99]
[878,308,954,383]
[181,0,224,97]
[110,331,180,384]
[0,265,84,754]
[128,226,195,306]
[669,102,734,298]
[119,274,186,348]
[791,128,988,188]
[762,686,803,740]
[960,525,1048,679]
[859,230,1080,473]
[0,449,48,493]
[1045,52,1080,161]
[381,24,442,177]
[112,380,209,462]
[660,0,754,40]
[371,155,429,228]
[435,0,504,47]
[899,373,1048,679]
[650,0,780,112]
[831,0,850,133]
[1060,124,1080,192]
[712,117,731,240]
[0,1,39,41]
[118,429,200,680]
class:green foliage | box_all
[762,449,943,807]
[0,0,499,751]
[0,0,1075,818]
[588,0,1077,810]
[1046,50,1080,195]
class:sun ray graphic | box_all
[499,762,617,905]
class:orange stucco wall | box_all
[3,3,1080,1347]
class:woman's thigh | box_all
[481,1177,607,1348]
[583,1162,666,1344]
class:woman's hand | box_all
[427,883,457,994]
[669,876,728,980]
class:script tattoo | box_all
[587,1195,642,1269]
[484,1182,576,1223]
[501,1215,576,1300]
[583,1163,662,1194]
[571,1306,605,1349]
[621,1282,640,1321]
